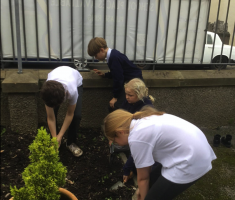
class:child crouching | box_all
[112,78,157,183]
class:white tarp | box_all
[1,0,209,63]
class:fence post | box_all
[14,0,23,74]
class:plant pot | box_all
[9,188,78,200]
[59,188,78,200]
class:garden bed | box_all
[0,126,135,200]
[1,126,235,200]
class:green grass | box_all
[175,146,235,200]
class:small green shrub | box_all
[10,127,67,200]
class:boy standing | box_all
[41,66,83,157]
[87,37,143,111]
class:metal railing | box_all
[0,0,235,73]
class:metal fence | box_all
[0,0,235,73]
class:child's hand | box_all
[109,97,117,108]
[93,69,104,77]
[136,188,141,200]
[123,171,133,183]
[56,135,62,148]
[123,175,129,183]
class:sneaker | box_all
[66,143,83,157]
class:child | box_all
[41,66,83,157]
[122,78,154,113]
[104,106,216,200]
[117,78,156,183]
[87,37,143,112]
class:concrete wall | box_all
[1,69,235,133]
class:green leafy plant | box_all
[10,127,67,200]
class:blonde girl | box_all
[122,78,154,112]
[117,78,157,183]
[104,106,216,200]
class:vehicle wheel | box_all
[211,56,228,70]
[136,61,152,70]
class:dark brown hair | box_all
[87,37,107,56]
[41,80,65,108]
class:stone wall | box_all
[8,93,38,133]
[10,86,235,132]
[1,69,235,133]
[0,91,10,127]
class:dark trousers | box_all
[53,85,83,145]
[145,164,198,200]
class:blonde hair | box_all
[87,37,108,57]
[124,78,155,103]
[104,106,164,140]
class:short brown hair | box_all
[41,80,65,108]
[87,37,107,56]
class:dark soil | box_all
[0,126,136,200]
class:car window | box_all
[207,34,213,44]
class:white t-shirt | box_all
[128,114,217,184]
[47,66,83,105]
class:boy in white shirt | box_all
[41,66,83,157]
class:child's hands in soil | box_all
[123,171,133,183]
[136,188,141,200]
[56,135,62,148]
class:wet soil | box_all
[0,126,135,200]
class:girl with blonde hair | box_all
[122,78,155,113]
[113,78,157,183]
[104,106,216,200]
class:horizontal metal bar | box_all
[1,60,234,66]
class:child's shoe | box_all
[221,134,232,148]
[66,143,83,157]
[213,134,221,147]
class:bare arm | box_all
[45,105,57,138]
[57,104,76,144]
[137,166,151,200]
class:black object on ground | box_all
[213,134,221,147]
[221,134,232,148]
